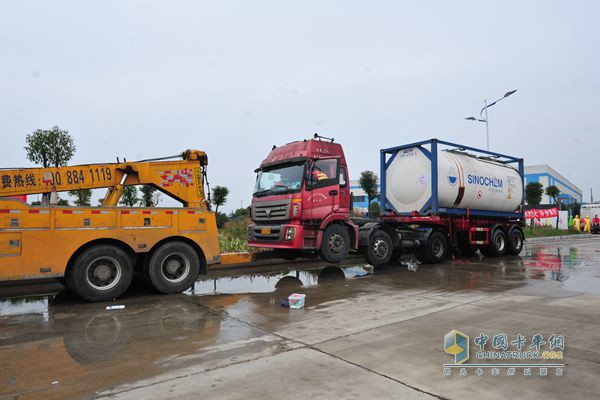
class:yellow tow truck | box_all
[0,150,246,301]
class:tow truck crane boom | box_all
[0,150,209,208]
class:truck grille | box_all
[252,199,291,222]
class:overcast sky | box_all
[1,1,599,212]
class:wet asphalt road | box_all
[1,238,600,400]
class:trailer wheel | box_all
[146,241,201,294]
[415,231,448,264]
[484,229,507,257]
[319,224,350,263]
[507,229,524,255]
[363,229,393,267]
[67,245,133,302]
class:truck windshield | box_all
[254,163,305,196]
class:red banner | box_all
[525,208,558,219]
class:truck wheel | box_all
[507,229,524,255]
[484,229,507,257]
[146,241,201,294]
[363,229,393,267]
[319,224,350,263]
[67,245,133,302]
[417,231,448,264]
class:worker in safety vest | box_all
[584,216,591,233]
[573,215,581,232]
[593,214,600,234]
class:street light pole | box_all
[465,90,517,151]
[484,99,489,150]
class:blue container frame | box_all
[380,138,525,219]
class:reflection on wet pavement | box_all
[1,239,599,399]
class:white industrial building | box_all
[524,164,582,205]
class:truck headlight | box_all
[285,227,296,240]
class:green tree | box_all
[212,186,229,214]
[368,202,381,218]
[525,182,544,228]
[359,171,379,204]
[68,189,92,206]
[24,126,76,168]
[545,185,561,229]
[57,197,69,206]
[525,182,544,207]
[216,211,229,229]
[120,186,139,207]
[140,185,158,207]
[24,126,76,204]
[233,207,250,218]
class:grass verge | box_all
[219,217,251,253]
[523,226,581,239]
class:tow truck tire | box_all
[507,228,524,255]
[363,229,393,267]
[146,241,201,294]
[319,224,350,263]
[483,229,507,257]
[67,245,133,302]
[415,231,448,264]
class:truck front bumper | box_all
[248,223,305,249]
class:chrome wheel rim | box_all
[432,239,444,258]
[161,253,191,283]
[495,235,506,252]
[86,257,121,291]
[512,233,522,250]
[329,233,345,254]
[373,238,389,259]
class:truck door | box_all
[338,166,350,214]
[305,158,340,221]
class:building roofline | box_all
[524,164,581,193]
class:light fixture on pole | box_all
[465,89,517,151]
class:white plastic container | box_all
[288,293,306,309]
[385,147,523,214]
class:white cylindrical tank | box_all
[385,147,523,214]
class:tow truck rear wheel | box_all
[146,241,201,294]
[319,224,350,263]
[67,245,133,302]
[363,229,393,267]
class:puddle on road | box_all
[190,265,373,296]
[512,242,600,295]
[0,264,374,318]
[0,296,49,318]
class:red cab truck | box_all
[249,136,525,266]
[249,134,358,263]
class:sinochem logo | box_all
[444,330,469,364]
[448,167,458,186]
